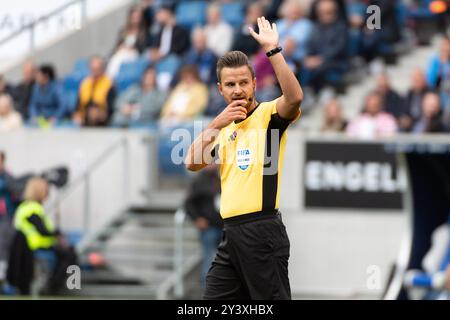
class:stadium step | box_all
[73,205,201,299]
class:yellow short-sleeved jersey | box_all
[211,98,300,219]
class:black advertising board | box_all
[304,142,406,209]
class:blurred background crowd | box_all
[0,0,449,138]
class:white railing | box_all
[156,208,201,300]
[47,137,130,248]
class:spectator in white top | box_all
[0,94,23,131]
[346,90,398,139]
[204,3,234,57]
[107,5,148,78]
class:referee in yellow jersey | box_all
[185,16,303,300]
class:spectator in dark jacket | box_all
[13,60,36,121]
[303,0,348,92]
[0,151,16,286]
[28,65,65,125]
[403,69,430,131]
[412,92,445,133]
[148,5,190,62]
[232,2,263,57]
[0,75,14,98]
[375,73,405,119]
[184,165,223,285]
[361,0,402,62]
[310,0,347,23]
[0,151,16,219]
[184,28,218,86]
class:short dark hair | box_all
[216,51,255,83]
[0,151,5,163]
[39,64,56,81]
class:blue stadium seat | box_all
[155,54,181,77]
[115,57,150,94]
[175,1,207,30]
[63,90,79,114]
[73,58,90,75]
[118,57,150,77]
[63,72,84,91]
[115,75,140,94]
[221,2,244,27]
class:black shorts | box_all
[203,210,291,300]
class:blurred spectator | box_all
[117,5,149,54]
[276,0,313,61]
[420,215,450,299]
[107,6,148,78]
[263,0,284,22]
[0,94,23,131]
[184,28,218,85]
[375,73,405,119]
[139,0,155,29]
[204,87,227,118]
[253,50,281,102]
[13,60,36,121]
[346,90,398,138]
[204,3,234,57]
[346,0,366,57]
[149,5,190,62]
[184,164,223,285]
[0,75,14,97]
[0,151,15,219]
[232,2,263,57]
[28,65,65,125]
[73,56,116,127]
[283,37,303,79]
[303,0,349,92]
[321,98,347,132]
[0,151,15,288]
[426,35,450,89]
[360,0,402,62]
[6,177,77,295]
[310,0,347,23]
[112,66,166,127]
[160,65,208,123]
[403,69,430,131]
[412,92,445,133]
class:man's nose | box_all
[233,85,243,95]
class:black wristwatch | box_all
[266,46,282,57]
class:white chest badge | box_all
[236,149,252,171]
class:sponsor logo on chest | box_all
[236,149,252,171]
